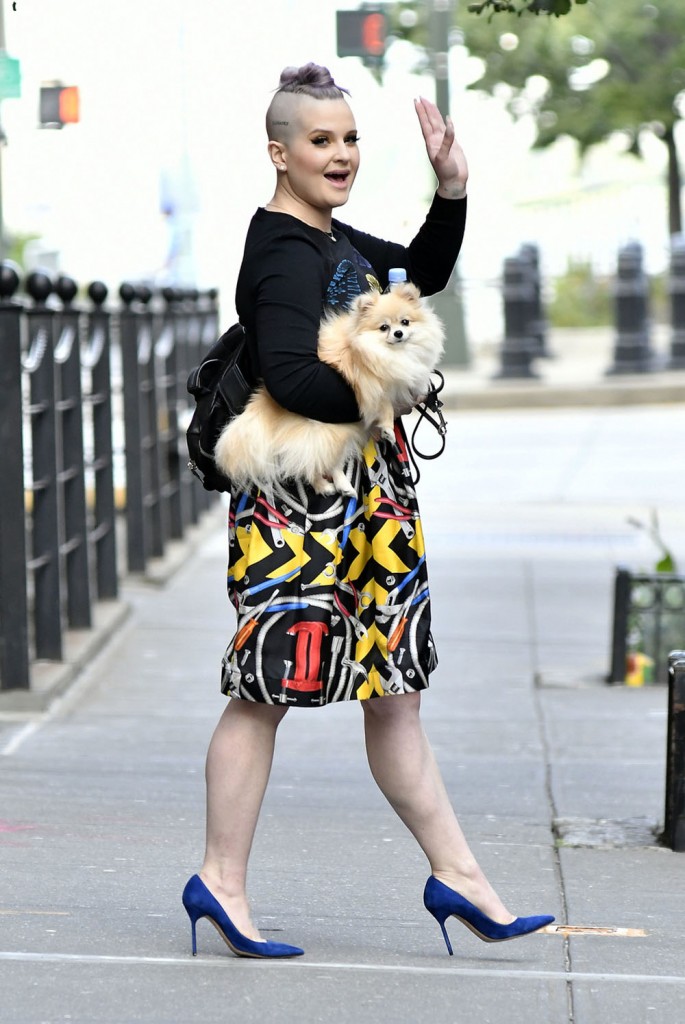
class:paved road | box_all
[1,404,684,1023]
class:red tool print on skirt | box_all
[393,425,409,462]
[281,621,328,698]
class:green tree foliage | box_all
[462,0,685,234]
[388,1,685,234]
[467,1,587,15]
[549,259,612,327]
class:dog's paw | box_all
[330,467,357,497]
[313,475,338,496]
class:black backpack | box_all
[186,323,255,492]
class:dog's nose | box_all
[393,329,404,340]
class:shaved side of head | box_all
[265,91,303,145]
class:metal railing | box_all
[0,265,219,692]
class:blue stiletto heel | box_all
[423,876,554,956]
[182,874,304,959]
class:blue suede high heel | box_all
[182,874,304,959]
[423,875,554,956]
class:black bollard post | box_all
[668,234,685,369]
[519,243,550,358]
[606,241,654,374]
[493,255,540,380]
[0,263,31,690]
[664,651,685,851]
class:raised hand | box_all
[414,96,468,200]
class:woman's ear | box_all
[268,141,287,172]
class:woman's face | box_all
[280,97,360,213]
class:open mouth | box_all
[325,171,350,186]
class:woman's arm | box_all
[334,98,469,295]
[249,235,361,423]
[335,195,466,296]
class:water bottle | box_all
[385,267,407,292]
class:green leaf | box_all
[459,0,685,230]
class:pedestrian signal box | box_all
[39,85,80,128]
[336,10,387,61]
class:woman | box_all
[182,63,553,959]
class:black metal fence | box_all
[0,265,219,693]
[608,567,685,686]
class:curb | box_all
[439,372,685,412]
[0,599,131,715]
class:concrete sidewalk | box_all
[2,403,684,1024]
[442,324,685,409]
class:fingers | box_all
[413,97,433,141]
[437,115,456,158]
[414,96,445,135]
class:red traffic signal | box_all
[336,10,387,61]
[39,85,80,128]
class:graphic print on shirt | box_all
[325,258,362,308]
[325,249,380,308]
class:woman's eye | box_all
[345,135,360,144]
[312,136,329,146]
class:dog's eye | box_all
[379,323,390,332]
[400,319,411,327]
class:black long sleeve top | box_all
[235,193,466,423]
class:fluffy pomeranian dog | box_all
[213,281,444,496]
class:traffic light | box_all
[39,85,80,128]
[336,9,387,63]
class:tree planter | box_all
[608,567,685,685]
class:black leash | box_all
[406,370,448,485]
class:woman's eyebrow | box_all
[307,127,357,135]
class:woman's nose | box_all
[333,139,349,162]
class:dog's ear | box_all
[349,290,380,317]
[394,281,422,303]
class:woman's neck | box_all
[264,193,332,234]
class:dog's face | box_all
[351,283,425,347]
[346,282,444,372]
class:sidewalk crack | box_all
[526,559,575,1023]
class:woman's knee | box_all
[222,698,289,731]
[361,691,421,721]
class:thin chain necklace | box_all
[264,203,336,241]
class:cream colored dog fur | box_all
[213,282,444,496]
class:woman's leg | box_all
[200,698,289,941]
[362,692,515,923]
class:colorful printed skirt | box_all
[221,424,437,707]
